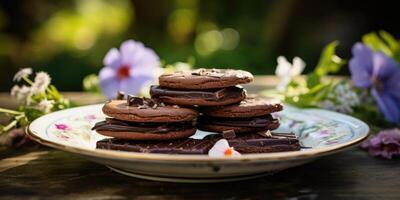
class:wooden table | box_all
[1,76,399,199]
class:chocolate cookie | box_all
[201,95,283,118]
[159,68,253,90]
[92,118,196,140]
[150,85,246,106]
[96,132,300,154]
[95,96,199,140]
[102,99,198,123]
[197,115,280,134]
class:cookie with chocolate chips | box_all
[94,96,199,140]
[102,98,198,123]
[159,68,253,90]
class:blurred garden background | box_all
[0,0,399,92]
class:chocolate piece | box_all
[96,132,301,154]
[116,91,125,100]
[150,85,243,101]
[127,95,144,106]
[222,130,236,139]
[150,85,246,106]
[92,118,193,134]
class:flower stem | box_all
[1,120,18,134]
[22,76,34,85]
[0,107,23,115]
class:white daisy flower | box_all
[31,72,51,94]
[35,99,55,113]
[275,56,306,92]
[13,68,32,82]
[208,139,241,157]
[11,85,33,105]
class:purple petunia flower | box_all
[99,40,161,99]
[349,43,400,123]
[361,128,400,159]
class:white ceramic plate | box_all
[27,104,369,183]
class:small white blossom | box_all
[13,68,32,82]
[275,56,306,92]
[31,72,51,94]
[35,99,55,113]
[10,85,33,105]
[318,83,360,114]
[208,139,241,157]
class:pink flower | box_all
[55,124,70,131]
[208,139,241,157]
[361,128,400,159]
[85,115,97,121]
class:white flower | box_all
[13,68,32,82]
[318,82,360,114]
[208,139,241,157]
[34,99,55,113]
[275,56,306,92]
[10,85,33,105]
[31,72,51,94]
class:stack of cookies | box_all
[151,68,283,135]
[94,68,301,154]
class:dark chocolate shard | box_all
[116,91,125,100]
[150,85,244,101]
[127,95,144,106]
[222,130,236,139]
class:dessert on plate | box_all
[93,68,301,154]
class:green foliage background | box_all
[0,0,399,91]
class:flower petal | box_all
[119,75,154,96]
[371,88,400,123]
[372,52,400,81]
[291,57,306,76]
[99,67,119,99]
[275,56,291,77]
[208,139,241,157]
[103,48,121,69]
[119,40,144,66]
[349,43,373,88]
[384,70,400,100]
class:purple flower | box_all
[99,40,160,99]
[361,129,400,159]
[349,43,400,123]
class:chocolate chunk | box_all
[222,130,236,139]
[116,91,125,100]
[127,95,144,106]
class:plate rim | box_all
[27,104,370,162]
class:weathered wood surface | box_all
[0,76,399,199]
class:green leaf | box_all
[314,41,346,77]
[379,30,399,51]
[306,73,320,88]
[82,74,101,93]
[362,32,393,56]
